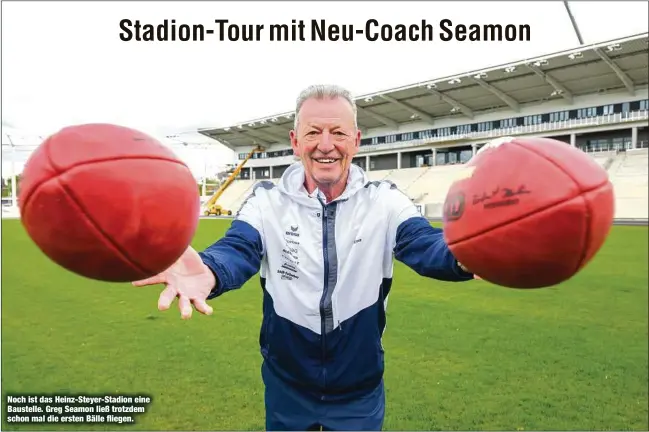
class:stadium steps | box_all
[403,168,434,198]
[413,192,429,203]
[366,169,393,182]
[407,164,466,205]
[383,167,429,194]
[602,156,616,171]
[607,153,627,179]
[609,151,648,219]
[226,182,255,212]
[227,179,284,212]
[589,151,617,171]
[215,180,254,213]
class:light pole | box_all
[3,135,18,210]
[563,1,585,45]
[2,132,45,210]
[165,135,215,198]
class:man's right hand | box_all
[132,246,216,319]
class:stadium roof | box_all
[197,32,649,151]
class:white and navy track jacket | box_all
[199,163,474,401]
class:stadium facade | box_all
[198,33,649,220]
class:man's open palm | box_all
[132,246,216,319]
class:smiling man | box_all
[134,84,475,431]
[291,87,360,203]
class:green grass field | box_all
[2,218,648,431]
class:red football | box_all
[442,136,615,289]
[18,123,200,282]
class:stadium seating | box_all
[223,178,284,213]
[404,164,466,206]
[591,151,617,170]
[216,179,254,213]
[356,151,646,220]
[608,149,648,219]
[200,149,647,221]
[366,169,392,182]
[382,167,429,191]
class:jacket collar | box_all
[277,162,369,207]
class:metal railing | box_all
[241,110,648,166]
[357,110,649,154]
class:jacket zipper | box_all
[319,200,329,394]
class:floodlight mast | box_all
[563,1,585,45]
[166,135,206,195]
[3,135,18,209]
[165,134,221,197]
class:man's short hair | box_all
[293,84,358,130]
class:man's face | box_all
[290,97,361,188]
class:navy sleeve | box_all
[199,219,264,299]
[381,180,473,282]
[393,216,474,282]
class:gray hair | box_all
[293,84,358,130]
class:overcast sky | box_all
[2,1,648,178]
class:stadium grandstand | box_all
[197,32,649,221]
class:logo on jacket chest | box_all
[285,225,300,237]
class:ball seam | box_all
[56,178,153,278]
[511,141,596,273]
[43,143,158,278]
[20,155,190,221]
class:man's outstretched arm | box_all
[199,188,266,299]
[385,183,474,282]
[393,216,473,281]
